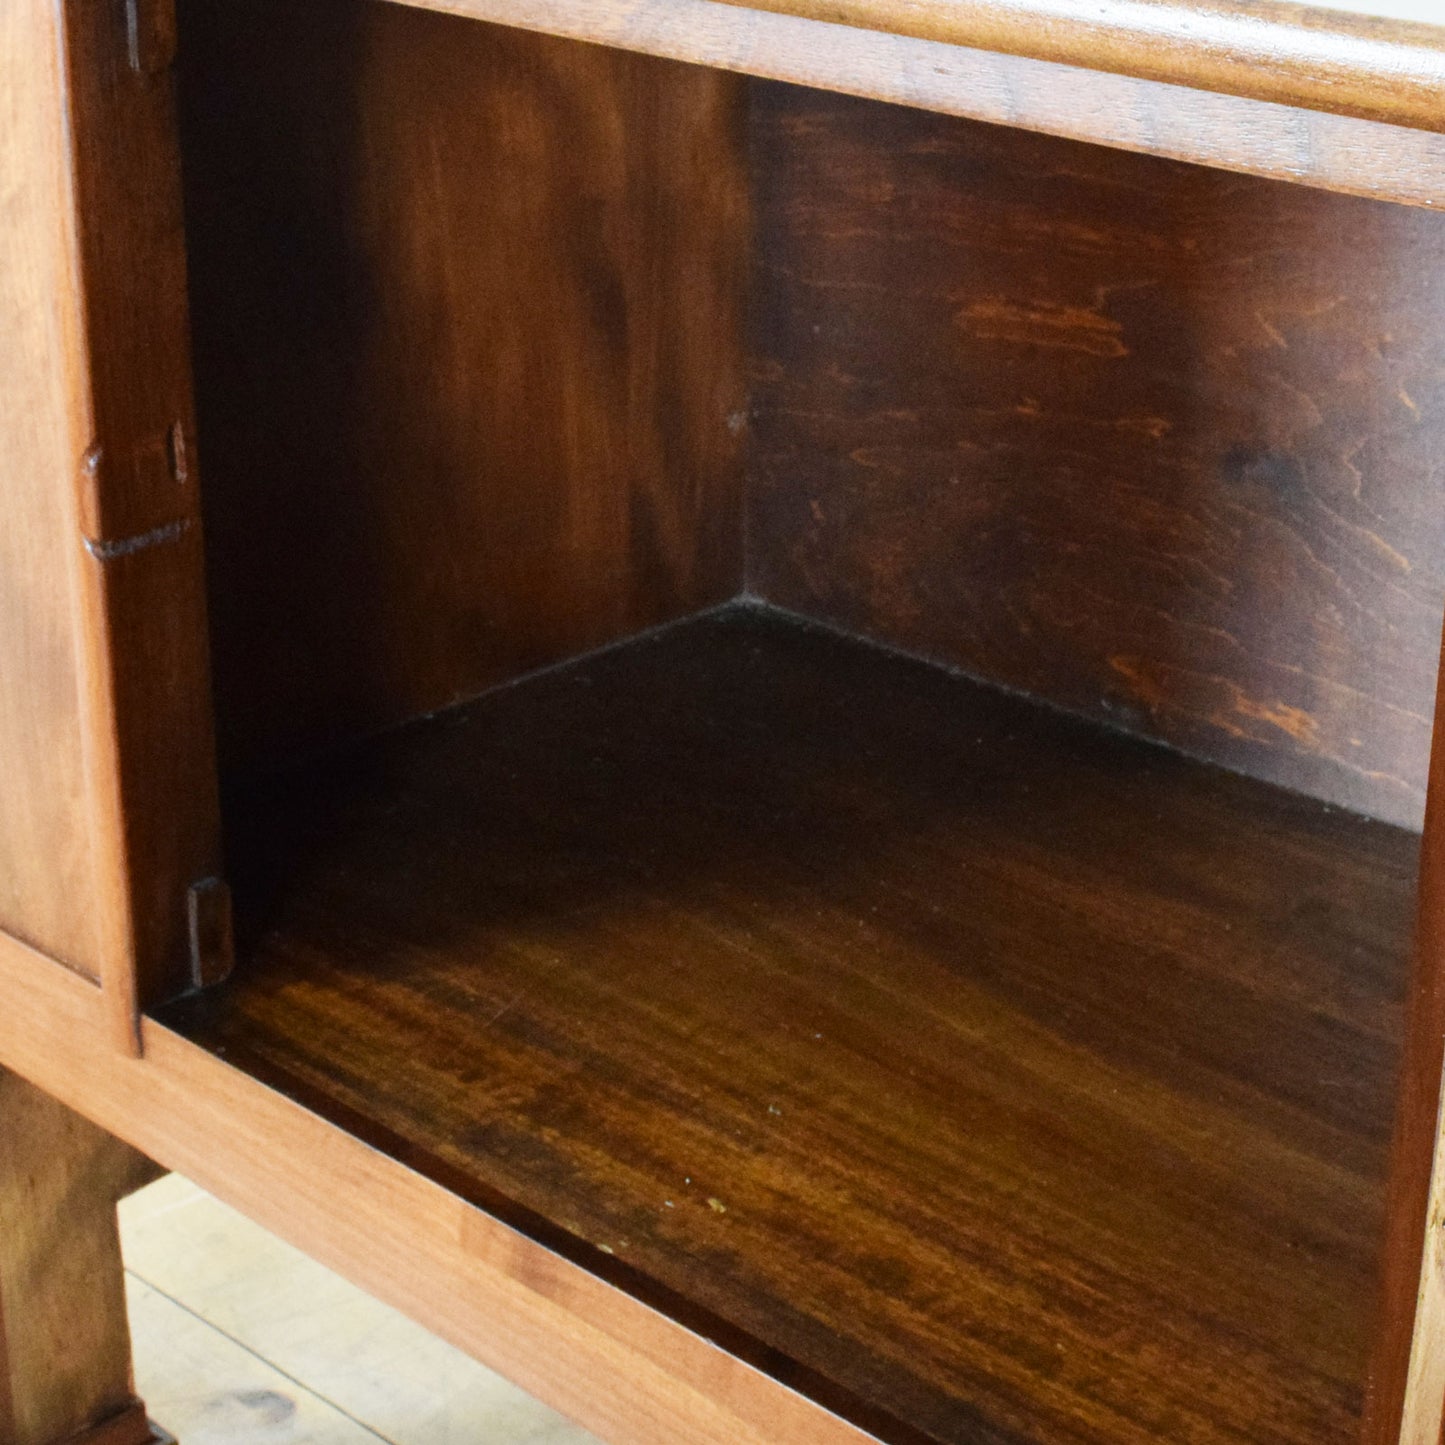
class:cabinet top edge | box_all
[705,0,1445,133]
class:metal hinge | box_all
[187,877,235,989]
[78,423,192,555]
[123,0,177,75]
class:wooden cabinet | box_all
[4,1,1445,1443]
[0,0,219,1048]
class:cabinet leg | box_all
[0,1069,167,1445]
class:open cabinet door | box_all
[0,0,223,1053]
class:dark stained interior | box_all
[747,85,1445,829]
[168,4,1445,1441]
[165,606,1416,1445]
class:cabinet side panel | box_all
[0,0,97,975]
[178,0,749,774]
[1365,641,1445,1444]
[748,84,1445,828]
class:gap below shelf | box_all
[161,603,1419,1445]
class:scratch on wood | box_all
[84,518,192,562]
[955,297,1129,358]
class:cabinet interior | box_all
[164,0,1445,1440]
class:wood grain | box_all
[322,0,1445,209]
[58,0,222,1040]
[0,927,879,1445]
[1364,624,1445,1445]
[178,0,747,771]
[706,0,1445,133]
[0,0,100,976]
[747,89,1445,827]
[1388,1093,1445,1445]
[0,1070,155,1445]
[0,0,220,1033]
[169,606,1414,1445]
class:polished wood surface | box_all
[0,0,102,976]
[748,89,1445,828]
[65,1404,167,1445]
[292,0,1445,138]
[708,0,1445,133]
[341,0,1445,209]
[62,0,223,1041]
[163,606,1414,1445]
[0,928,878,1445]
[3,0,1444,1434]
[0,0,221,1036]
[0,1070,156,1445]
[1365,625,1445,1445]
[179,0,747,771]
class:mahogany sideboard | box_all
[5,0,1445,1441]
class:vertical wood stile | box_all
[53,0,224,1050]
[1367,631,1445,1445]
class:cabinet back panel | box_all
[177,0,747,773]
[748,84,1445,829]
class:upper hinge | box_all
[78,423,193,556]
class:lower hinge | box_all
[187,876,235,990]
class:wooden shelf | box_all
[705,0,1445,133]
[162,605,1419,1445]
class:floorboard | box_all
[121,1176,595,1445]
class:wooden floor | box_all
[120,1173,598,1444]
[161,603,1421,1445]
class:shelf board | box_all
[392,0,1445,138]
[705,0,1445,134]
[316,0,1445,209]
[162,605,1419,1445]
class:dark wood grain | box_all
[0,929,879,1445]
[293,0,1445,210]
[176,0,747,773]
[62,0,224,1039]
[747,86,1445,828]
[258,0,1445,143]
[166,605,1416,1445]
